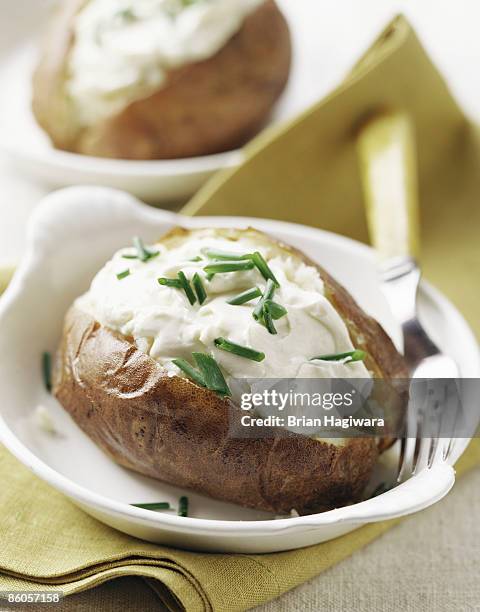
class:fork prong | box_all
[427,437,440,469]
[411,380,429,475]
[427,381,450,468]
[397,437,416,482]
[397,436,407,482]
[442,380,462,463]
[397,388,419,482]
[397,379,423,481]
[412,416,430,475]
[413,437,432,474]
[444,438,456,463]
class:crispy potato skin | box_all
[32,0,291,160]
[53,228,408,514]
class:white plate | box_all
[0,0,350,204]
[0,186,478,553]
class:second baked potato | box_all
[32,0,291,160]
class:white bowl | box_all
[0,186,478,553]
[0,0,352,203]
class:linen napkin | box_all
[0,443,479,611]
[1,14,479,612]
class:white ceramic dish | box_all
[0,186,478,553]
[0,0,352,204]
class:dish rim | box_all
[0,189,478,537]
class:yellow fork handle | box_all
[356,112,420,262]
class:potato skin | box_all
[32,0,291,160]
[52,228,408,514]
[53,308,379,514]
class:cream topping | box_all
[67,0,264,125]
[76,231,371,385]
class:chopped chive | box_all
[263,300,287,320]
[189,256,203,262]
[227,286,262,305]
[158,277,183,289]
[310,350,366,363]
[172,358,206,387]
[253,279,276,321]
[177,271,196,305]
[203,260,255,274]
[192,273,207,305]
[133,236,159,262]
[202,248,251,261]
[192,353,231,396]
[263,302,277,335]
[214,337,265,362]
[42,352,52,393]
[116,269,130,280]
[206,272,215,281]
[250,251,279,286]
[178,495,189,517]
[121,254,138,260]
[131,502,171,511]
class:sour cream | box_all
[67,0,265,126]
[76,231,371,385]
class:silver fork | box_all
[356,112,460,484]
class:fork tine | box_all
[444,438,456,463]
[397,436,407,482]
[397,437,416,482]
[427,381,450,468]
[442,380,462,463]
[412,407,430,474]
[427,437,440,469]
[397,385,419,481]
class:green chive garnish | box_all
[310,350,366,363]
[263,302,277,335]
[42,352,52,393]
[116,269,130,280]
[172,358,206,387]
[202,248,251,261]
[206,272,215,281]
[203,260,255,274]
[250,252,279,286]
[192,273,207,305]
[192,352,231,396]
[263,300,287,320]
[214,337,265,362]
[227,287,262,305]
[189,256,203,262]
[177,271,196,305]
[133,236,159,262]
[178,496,189,517]
[121,254,139,260]
[158,277,183,289]
[253,279,276,321]
[131,502,171,511]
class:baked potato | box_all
[32,0,291,160]
[52,227,407,515]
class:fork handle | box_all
[356,112,420,263]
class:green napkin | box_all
[1,443,479,611]
[1,14,479,612]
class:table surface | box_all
[49,466,480,611]
[2,2,480,610]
